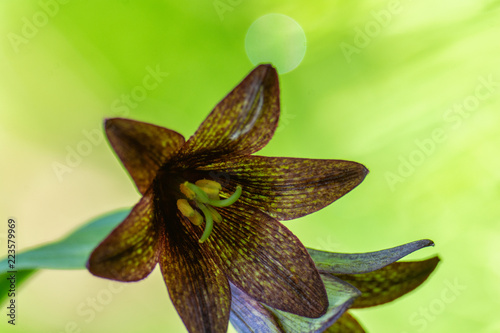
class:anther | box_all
[177,199,203,225]
[207,205,222,223]
[178,180,243,242]
[180,183,196,200]
[195,179,221,201]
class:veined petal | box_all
[87,191,159,281]
[159,204,231,333]
[335,257,440,308]
[178,65,280,167]
[324,312,366,333]
[308,239,435,274]
[265,274,360,333]
[229,283,284,333]
[105,118,185,194]
[199,156,368,220]
[230,275,359,333]
[207,203,328,318]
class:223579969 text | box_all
[6,218,17,325]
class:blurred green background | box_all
[1,0,499,332]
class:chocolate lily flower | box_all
[87,65,368,333]
[230,239,439,333]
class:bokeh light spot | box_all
[245,13,307,74]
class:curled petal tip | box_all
[104,118,125,133]
[255,63,275,71]
[104,117,118,125]
[424,239,435,247]
[415,239,435,248]
[362,165,369,176]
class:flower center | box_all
[176,179,242,243]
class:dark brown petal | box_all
[324,312,366,333]
[229,283,284,333]
[159,209,231,333]
[199,156,368,220]
[87,191,159,281]
[177,65,280,167]
[334,257,440,308]
[105,118,185,194]
[207,202,328,318]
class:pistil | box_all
[176,179,242,243]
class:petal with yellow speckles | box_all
[87,191,159,281]
[209,202,328,318]
[335,257,440,308]
[160,211,231,333]
[200,156,368,220]
[105,118,185,194]
[178,65,280,168]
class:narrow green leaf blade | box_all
[0,209,130,274]
[307,239,434,274]
[0,269,36,305]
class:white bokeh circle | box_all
[245,13,307,74]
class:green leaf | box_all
[307,239,434,274]
[0,270,36,305]
[0,209,130,306]
[335,257,440,308]
[0,209,130,273]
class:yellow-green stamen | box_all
[179,183,196,200]
[184,182,210,204]
[177,179,242,242]
[176,199,203,226]
[207,186,242,207]
[195,179,221,200]
[197,203,214,243]
[207,205,223,223]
